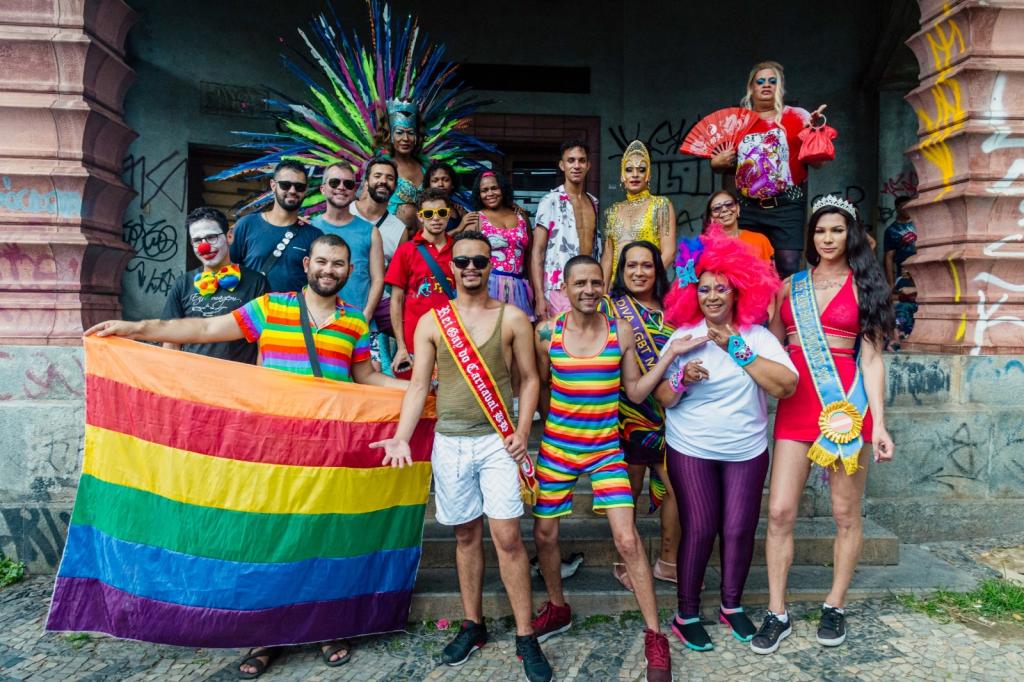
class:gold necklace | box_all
[625,189,651,203]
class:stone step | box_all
[424,487,818,520]
[409,544,974,621]
[418,516,899,568]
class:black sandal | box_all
[236,646,281,679]
[321,639,353,667]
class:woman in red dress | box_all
[751,195,895,655]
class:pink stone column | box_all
[0,0,137,345]
[903,0,1024,354]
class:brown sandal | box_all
[321,639,352,667]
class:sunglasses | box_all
[418,207,452,220]
[326,178,357,190]
[710,200,737,214]
[452,255,490,269]
[275,180,307,193]
[755,77,778,86]
[697,285,733,295]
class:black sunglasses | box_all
[452,255,490,269]
[275,180,307,193]
[327,178,357,190]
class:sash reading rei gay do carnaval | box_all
[433,303,538,504]
[790,269,869,475]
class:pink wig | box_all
[664,224,781,329]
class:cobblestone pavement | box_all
[4,536,1024,681]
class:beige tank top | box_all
[435,304,513,436]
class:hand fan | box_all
[679,107,758,158]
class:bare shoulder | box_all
[614,318,635,348]
[502,303,531,332]
[535,318,554,347]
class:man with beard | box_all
[230,159,324,293]
[160,206,268,364]
[86,233,407,677]
[312,162,384,323]
[351,156,408,265]
[372,231,553,682]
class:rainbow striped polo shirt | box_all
[232,291,370,382]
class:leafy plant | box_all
[897,579,1024,625]
[0,553,26,588]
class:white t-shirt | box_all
[662,321,797,462]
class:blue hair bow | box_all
[675,258,698,287]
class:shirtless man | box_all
[530,140,599,320]
[529,256,708,682]
[372,231,553,682]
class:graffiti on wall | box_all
[608,118,714,234]
[0,507,70,570]
[0,177,83,218]
[878,170,919,223]
[121,152,188,308]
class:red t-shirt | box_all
[736,106,811,199]
[384,232,455,354]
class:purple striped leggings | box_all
[666,445,769,615]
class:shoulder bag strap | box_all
[416,244,457,300]
[259,224,301,277]
[295,291,324,378]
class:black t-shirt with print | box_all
[161,265,269,364]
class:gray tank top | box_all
[435,304,513,436]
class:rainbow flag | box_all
[46,336,434,648]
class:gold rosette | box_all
[817,400,863,444]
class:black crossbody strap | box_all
[295,291,324,378]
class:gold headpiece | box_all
[620,140,651,187]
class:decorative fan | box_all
[679,108,758,158]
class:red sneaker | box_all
[644,628,672,682]
[531,601,572,643]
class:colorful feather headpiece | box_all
[207,1,497,214]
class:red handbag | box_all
[798,117,838,164]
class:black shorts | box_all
[738,191,808,251]
[622,440,664,467]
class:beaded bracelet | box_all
[728,335,757,367]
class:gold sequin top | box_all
[604,194,671,276]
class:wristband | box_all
[668,367,689,394]
[728,335,757,367]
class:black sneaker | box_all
[515,634,553,682]
[442,620,487,666]
[719,607,757,642]
[749,612,792,655]
[670,613,713,652]
[816,606,847,646]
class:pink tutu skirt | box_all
[489,270,535,321]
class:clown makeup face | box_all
[391,126,417,156]
[697,271,736,325]
[189,219,229,271]
[622,153,650,195]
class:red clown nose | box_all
[197,242,212,255]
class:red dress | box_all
[774,272,873,443]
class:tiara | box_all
[386,99,418,129]
[812,194,857,219]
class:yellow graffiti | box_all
[915,17,967,203]
[947,253,967,341]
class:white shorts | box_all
[432,431,524,526]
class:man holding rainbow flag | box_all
[55,233,417,679]
[372,230,554,682]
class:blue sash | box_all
[790,269,868,475]
[612,295,661,372]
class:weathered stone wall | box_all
[4,351,1021,573]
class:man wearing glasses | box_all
[384,188,456,378]
[312,162,385,324]
[230,159,324,293]
[160,206,268,364]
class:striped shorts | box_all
[533,443,633,518]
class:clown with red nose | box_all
[191,217,241,295]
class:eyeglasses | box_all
[275,180,307,193]
[273,230,296,257]
[326,178,356,190]
[190,234,224,246]
[755,77,778,86]
[696,284,733,295]
[418,208,451,220]
[452,255,491,269]
[710,200,737,215]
